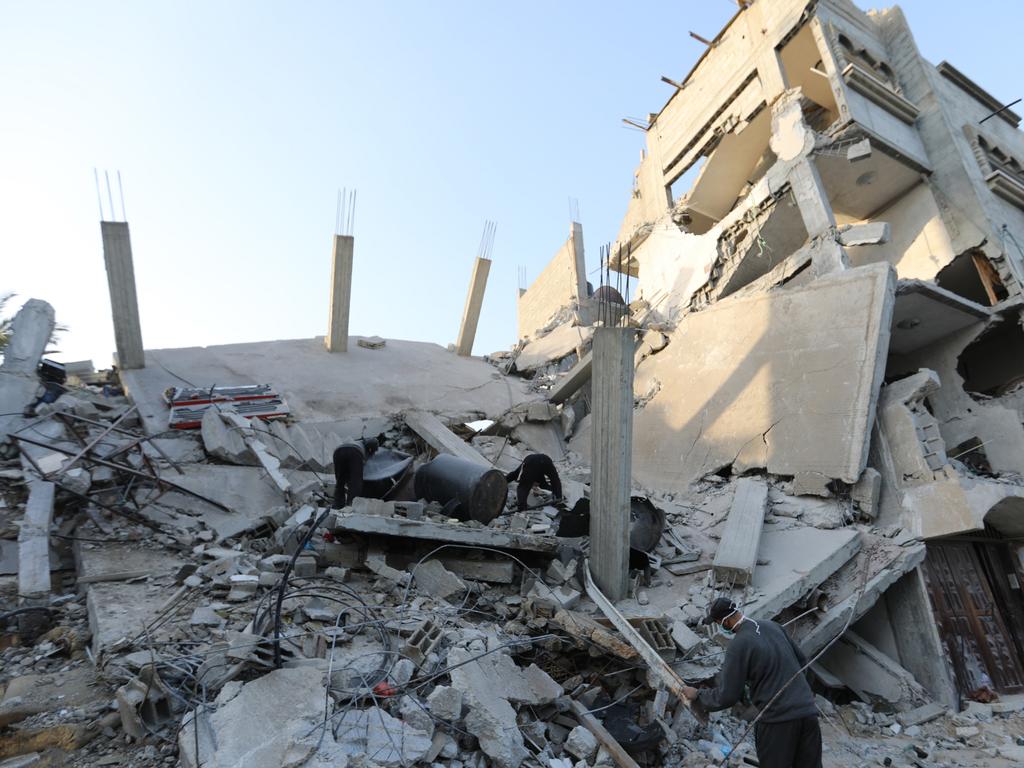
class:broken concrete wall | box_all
[870,4,1024,293]
[629,262,895,491]
[517,222,586,340]
[890,319,1024,477]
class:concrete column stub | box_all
[326,235,354,353]
[589,326,636,601]
[100,221,145,370]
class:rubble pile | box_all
[0,297,1020,768]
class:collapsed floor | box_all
[1,298,1023,768]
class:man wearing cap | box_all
[682,598,822,768]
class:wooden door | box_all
[923,541,1024,695]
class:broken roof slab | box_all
[121,337,536,434]
[888,280,989,355]
[631,262,896,490]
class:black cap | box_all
[701,597,738,626]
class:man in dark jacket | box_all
[505,453,562,511]
[682,598,821,768]
[332,437,379,509]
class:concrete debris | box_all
[9,3,1024,766]
[712,477,768,586]
[333,706,433,766]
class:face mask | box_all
[716,624,735,639]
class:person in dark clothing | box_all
[682,598,822,768]
[505,453,562,511]
[331,437,379,509]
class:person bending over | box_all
[505,453,562,511]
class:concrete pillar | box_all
[589,326,636,601]
[326,235,354,353]
[455,256,491,356]
[100,222,145,370]
[569,221,587,302]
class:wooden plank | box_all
[712,477,768,586]
[405,411,490,467]
[971,252,1003,306]
[548,351,593,404]
[583,561,704,723]
[18,480,55,599]
[569,700,643,768]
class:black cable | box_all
[271,507,334,668]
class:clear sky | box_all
[2,1,1021,367]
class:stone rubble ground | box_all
[0,366,1021,768]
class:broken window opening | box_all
[948,436,993,476]
[669,109,774,237]
[936,251,1009,307]
[957,316,1024,396]
[779,25,839,130]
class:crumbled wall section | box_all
[517,222,586,340]
[631,262,895,491]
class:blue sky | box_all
[2,1,1021,366]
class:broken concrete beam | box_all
[548,351,593,404]
[334,706,432,766]
[455,255,491,357]
[569,699,642,768]
[712,477,768,586]
[838,222,891,246]
[334,511,560,554]
[745,526,861,621]
[0,299,55,375]
[0,299,55,441]
[17,480,55,600]
[200,408,256,464]
[405,410,491,467]
[819,630,931,710]
[436,555,514,584]
[896,701,946,727]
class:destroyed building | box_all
[4,0,1024,766]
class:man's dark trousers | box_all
[754,716,822,768]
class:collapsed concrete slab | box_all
[178,666,327,768]
[518,221,587,340]
[515,324,595,373]
[745,525,861,621]
[631,263,896,490]
[819,630,931,711]
[120,337,535,434]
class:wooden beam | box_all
[569,700,643,768]
[971,251,1004,306]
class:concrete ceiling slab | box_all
[816,147,921,220]
[889,281,989,354]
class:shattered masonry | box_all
[4,0,1024,767]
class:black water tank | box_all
[413,454,508,524]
